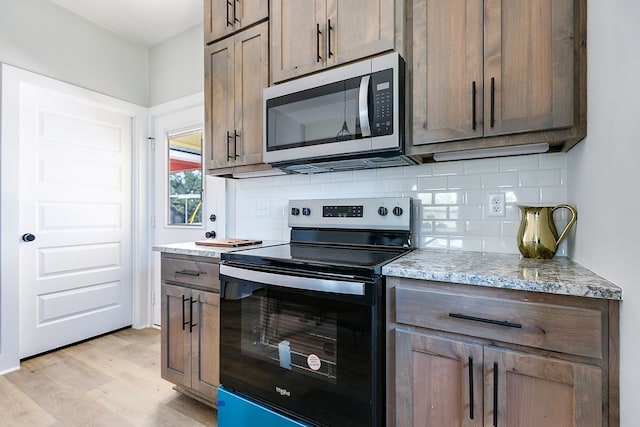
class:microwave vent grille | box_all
[278,155,416,174]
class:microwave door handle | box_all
[359,75,372,137]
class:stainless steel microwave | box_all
[263,52,414,174]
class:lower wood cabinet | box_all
[387,278,619,427]
[395,330,602,427]
[161,254,220,406]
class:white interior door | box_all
[18,82,134,358]
[150,98,226,326]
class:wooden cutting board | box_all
[195,238,263,247]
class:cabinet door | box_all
[484,347,602,427]
[233,22,269,167]
[328,0,395,67]
[161,284,191,387]
[271,0,326,83]
[205,37,235,170]
[484,0,575,136]
[411,0,484,145]
[205,0,268,43]
[395,329,483,427]
[191,290,220,400]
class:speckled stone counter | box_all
[152,240,287,258]
[382,249,622,300]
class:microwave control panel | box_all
[371,68,394,137]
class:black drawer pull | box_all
[493,362,499,426]
[176,270,202,277]
[468,357,474,420]
[449,312,522,329]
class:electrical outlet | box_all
[487,193,505,217]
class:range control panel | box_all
[288,197,411,231]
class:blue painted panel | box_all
[218,386,312,427]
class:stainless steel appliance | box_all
[218,197,413,427]
[263,53,415,174]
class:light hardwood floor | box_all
[0,328,218,427]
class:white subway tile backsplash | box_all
[432,162,464,176]
[448,174,482,190]
[539,152,567,170]
[482,172,519,188]
[229,153,568,256]
[417,176,448,191]
[500,155,539,172]
[519,169,562,187]
[463,158,500,174]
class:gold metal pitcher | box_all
[517,205,577,259]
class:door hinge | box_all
[151,291,156,307]
[147,137,156,151]
[151,215,156,228]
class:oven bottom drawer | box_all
[218,386,312,427]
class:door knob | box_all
[205,231,216,239]
[22,233,36,242]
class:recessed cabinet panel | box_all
[395,329,483,427]
[484,347,602,427]
[205,0,268,44]
[484,0,575,136]
[271,0,326,83]
[331,0,395,65]
[412,0,484,144]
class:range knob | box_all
[378,206,388,216]
[302,207,311,216]
[291,207,300,216]
[393,206,404,216]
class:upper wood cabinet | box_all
[270,0,397,83]
[204,0,268,44]
[408,0,586,159]
[205,22,269,175]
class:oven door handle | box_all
[220,265,366,296]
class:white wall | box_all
[148,24,204,106]
[0,0,149,106]
[567,0,640,425]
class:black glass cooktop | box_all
[221,243,409,278]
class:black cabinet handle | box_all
[233,130,240,159]
[493,362,499,426]
[327,19,333,58]
[176,270,201,277]
[182,295,188,331]
[233,0,239,23]
[472,81,477,131]
[316,23,322,62]
[490,77,495,128]
[226,130,232,161]
[189,297,198,333]
[226,0,232,26]
[449,312,522,329]
[468,357,475,420]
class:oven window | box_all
[242,290,339,384]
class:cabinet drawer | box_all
[161,256,220,291]
[395,286,603,359]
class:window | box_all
[167,129,203,226]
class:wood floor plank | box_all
[2,328,217,426]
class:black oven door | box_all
[219,265,384,427]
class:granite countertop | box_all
[152,240,287,258]
[382,249,622,300]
